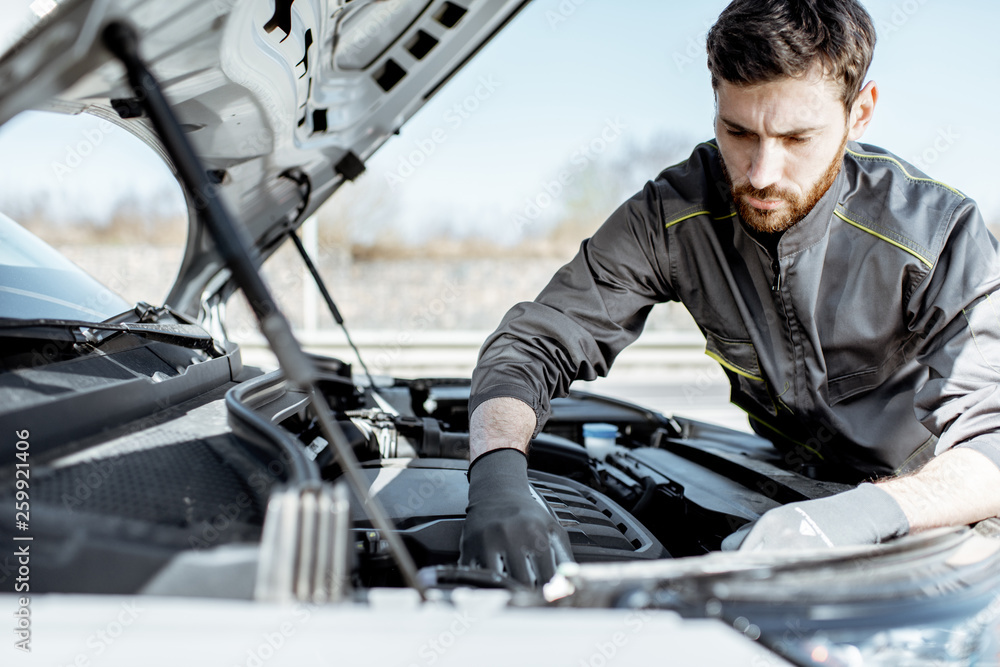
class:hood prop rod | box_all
[287,230,378,390]
[101,20,427,601]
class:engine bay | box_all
[12,353,854,597]
[254,364,851,590]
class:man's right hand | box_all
[459,448,573,587]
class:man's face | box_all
[715,68,852,234]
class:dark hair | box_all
[706,0,876,109]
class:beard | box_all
[722,132,848,234]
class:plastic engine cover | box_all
[353,458,668,566]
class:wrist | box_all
[468,447,528,483]
[853,482,910,540]
[470,442,529,466]
[469,397,535,460]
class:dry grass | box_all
[20,213,1000,267]
[20,214,188,247]
[348,234,581,262]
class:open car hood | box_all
[0,0,528,319]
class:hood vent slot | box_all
[434,2,467,28]
[406,29,438,60]
[374,58,407,92]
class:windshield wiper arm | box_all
[0,317,216,351]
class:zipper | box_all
[771,257,781,292]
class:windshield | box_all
[0,213,130,321]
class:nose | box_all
[747,139,783,191]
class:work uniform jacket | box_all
[470,141,1000,482]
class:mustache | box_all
[731,182,795,202]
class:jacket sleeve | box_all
[469,181,677,434]
[911,198,1000,471]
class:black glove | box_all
[459,448,574,587]
[722,483,910,552]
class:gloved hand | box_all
[722,483,909,552]
[459,448,574,587]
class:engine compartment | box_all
[262,367,851,588]
[11,359,850,596]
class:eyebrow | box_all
[718,117,823,138]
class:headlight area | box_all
[545,522,1000,667]
[771,612,999,667]
[736,584,1000,667]
[751,527,1000,667]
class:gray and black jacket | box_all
[470,141,1000,481]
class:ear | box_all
[847,81,878,141]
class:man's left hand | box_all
[722,483,909,551]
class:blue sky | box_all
[375,0,1000,241]
[0,0,997,242]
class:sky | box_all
[0,0,997,243]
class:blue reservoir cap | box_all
[583,423,618,439]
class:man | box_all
[460,0,1000,586]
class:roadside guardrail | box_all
[233,329,715,379]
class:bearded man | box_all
[460,0,1000,586]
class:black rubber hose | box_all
[630,476,658,517]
